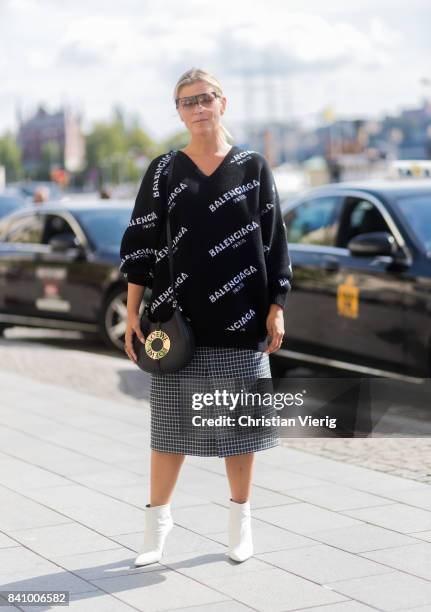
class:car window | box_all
[395,193,431,253]
[339,198,391,248]
[284,196,339,246]
[73,208,132,248]
[4,214,44,244]
[41,214,77,246]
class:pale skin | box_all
[125,80,285,505]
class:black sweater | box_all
[119,145,292,351]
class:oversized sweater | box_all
[119,145,293,351]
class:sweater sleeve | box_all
[258,155,293,308]
[119,158,164,287]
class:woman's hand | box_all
[264,304,285,354]
[124,313,146,363]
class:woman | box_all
[120,67,292,566]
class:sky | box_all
[1,0,431,141]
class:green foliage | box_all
[85,104,163,186]
[0,132,22,182]
[1,104,187,188]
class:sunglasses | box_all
[175,91,220,110]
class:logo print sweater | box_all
[119,145,293,351]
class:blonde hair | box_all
[173,68,234,145]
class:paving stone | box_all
[286,484,393,511]
[326,570,431,610]
[10,523,119,557]
[170,602,255,612]
[203,567,348,611]
[0,487,71,532]
[90,569,227,611]
[411,530,431,542]
[66,590,142,611]
[341,503,431,534]
[253,502,362,534]
[52,547,164,580]
[208,518,317,554]
[0,532,21,549]
[172,503,227,534]
[113,524,226,558]
[0,549,99,595]
[291,601,382,611]
[305,523,423,553]
[360,542,431,581]
[257,543,391,583]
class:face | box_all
[176,80,226,135]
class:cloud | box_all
[0,0,428,139]
[57,43,105,67]
[216,13,402,78]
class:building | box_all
[17,105,86,176]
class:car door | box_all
[283,194,343,355]
[35,212,95,321]
[330,194,408,373]
[0,212,45,316]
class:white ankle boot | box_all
[227,498,253,562]
[134,502,173,567]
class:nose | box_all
[193,99,205,113]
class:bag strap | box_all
[164,150,180,309]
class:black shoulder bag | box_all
[132,150,195,374]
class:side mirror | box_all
[348,231,398,257]
[49,233,85,258]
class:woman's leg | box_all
[224,452,255,502]
[150,450,186,506]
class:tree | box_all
[0,132,22,182]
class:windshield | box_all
[396,193,431,253]
[74,208,132,248]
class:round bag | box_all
[133,305,195,374]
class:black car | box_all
[272,179,431,383]
[0,201,145,351]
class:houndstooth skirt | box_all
[150,345,280,457]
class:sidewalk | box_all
[1,368,431,611]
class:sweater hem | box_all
[193,335,268,352]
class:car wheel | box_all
[100,286,144,352]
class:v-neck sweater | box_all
[119,145,293,351]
